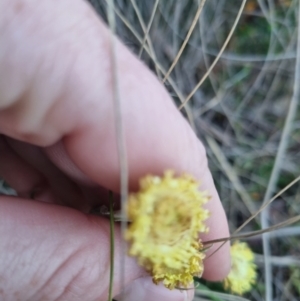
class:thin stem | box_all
[178,0,247,110]
[139,0,159,58]
[204,214,300,246]
[108,191,115,301]
[103,2,195,126]
[130,0,161,78]
[106,0,128,294]
[204,175,300,259]
[162,0,206,83]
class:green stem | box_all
[108,191,115,301]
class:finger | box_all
[115,277,194,301]
[0,135,50,199]
[0,196,143,301]
[0,134,89,210]
[5,137,113,211]
[0,0,230,279]
[6,137,88,211]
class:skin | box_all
[0,0,231,300]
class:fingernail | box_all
[114,277,193,301]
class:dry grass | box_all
[87,1,300,300]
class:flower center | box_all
[150,196,192,246]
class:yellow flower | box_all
[125,171,210,289]
[224,241,257,295]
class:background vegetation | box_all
[89,1,300,300]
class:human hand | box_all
[0,1,230,300]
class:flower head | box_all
[125,171,210,289]
[224,241,257,295]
